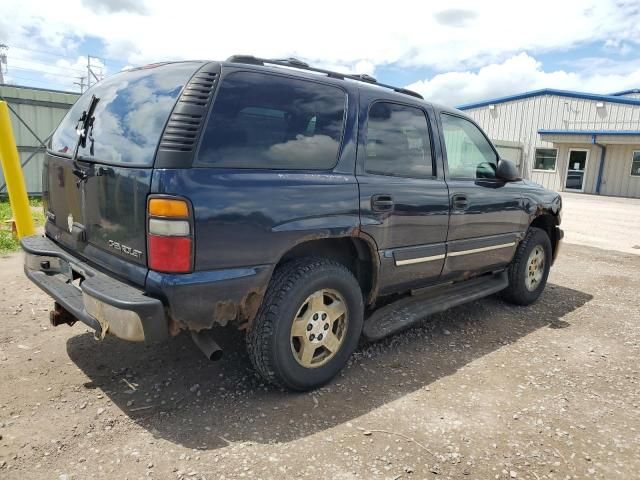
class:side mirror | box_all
[496,158,521,181]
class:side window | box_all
[441,114,498,179]
[534,148,558,171]
[365,102,434,178]
[196,72,346,169]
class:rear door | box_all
[44,62,203,282]
[436,112,527,280]
[357,95,450,295]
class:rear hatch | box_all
[44,62,203,280]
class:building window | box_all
[534,148,558,171]
[631,151,640,177]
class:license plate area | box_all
[69,264,88,291]
[59,259,72,280]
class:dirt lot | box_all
[1,237,639,479]
[560,192,640,255]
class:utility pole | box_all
[74,76,86,93]
[0,44,8,84]
[86,55,102,89]
[87,55,91,89]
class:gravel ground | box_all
[560,193,640,255]
[0,241,639,479]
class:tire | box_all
[246,257,364,391]
[502,227,552,306]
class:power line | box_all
[10,65,91,78]
[4,72,70,83]
[3,75,76,90]
[2,45,111,92]
[0,46,84,92]
[11,45,120,66]
[11,45,79,61]
[12,61,91,75]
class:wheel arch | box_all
[276,234,380,306]
[529,212,561,261]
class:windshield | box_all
[50,62,202,166]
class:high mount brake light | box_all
[147,198,192,273]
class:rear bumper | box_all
[21,235,168,343]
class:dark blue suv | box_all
[22,56,563,391]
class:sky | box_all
[1,0,639,107]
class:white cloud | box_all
[2,0,639,70]
[604,38,633,56]
[314,60,376,77]
[406,53,640,107]
[81,0,148,15]
[2,0,640,98]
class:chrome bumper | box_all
[21,235,168,343]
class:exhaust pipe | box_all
[191,330,223,361]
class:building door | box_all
[565,149,589,192]
[495,144,523,174]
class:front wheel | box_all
[246,257,364,391]
[502,227,552,306]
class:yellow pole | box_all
[0,101,35,238]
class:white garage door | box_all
[496,145,523,173]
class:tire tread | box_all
[502,227,551,305]
[246,257,361,390]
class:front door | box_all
[357,97,450,295]
[565,149,589,192]
[437,113,527,280]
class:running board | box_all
[362,271,508,342]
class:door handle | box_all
[452,193,469,210]
[371,194,394,212]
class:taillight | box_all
[147,197,193,273]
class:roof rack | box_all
[226,55,424,100]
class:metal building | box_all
[0,85,79,195]
[458,88,640,198]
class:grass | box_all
[0,198,45,254]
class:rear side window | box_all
[196,72,346,170]
[51,62,201,166]
[365,102,434,178]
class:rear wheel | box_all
[246,257,363,391]
[502,227,552,305]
